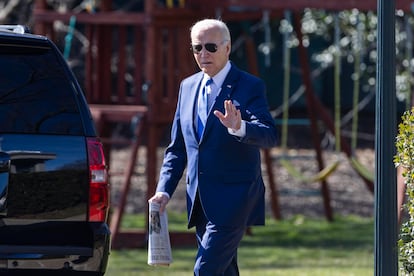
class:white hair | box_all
[190,19,231,42]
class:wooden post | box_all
[293,13,334,221]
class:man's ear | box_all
[225,42,231,56]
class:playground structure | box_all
[32,0,412,249]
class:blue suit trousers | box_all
[193,196,246,276]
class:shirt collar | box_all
[203,61,231,88]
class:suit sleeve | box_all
[238,78,278,148]
[156,83,188,197]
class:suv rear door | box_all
[0,32,109,273]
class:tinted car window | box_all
[0,47,84,135]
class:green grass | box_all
[106,214,374,276]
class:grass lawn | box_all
[106,214,374,276]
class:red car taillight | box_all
[87,138,109,222]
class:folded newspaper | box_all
[147,202,173,266]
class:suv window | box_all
[0,46,84,135]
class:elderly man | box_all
[149,18,277,275]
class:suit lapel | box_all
[201,65,241,140]
[190,73,204,142]
[217,67,239,103]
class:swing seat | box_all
[349,157,374,182]
[279,158,340,183]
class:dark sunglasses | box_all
[190,43,219,54]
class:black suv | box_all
[0,25,110,275]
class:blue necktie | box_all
[197,78,213,139]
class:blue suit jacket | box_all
[156,63,278,228]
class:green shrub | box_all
[394,107,414,274]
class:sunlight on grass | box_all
[106,214,374,276]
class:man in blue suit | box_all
[149,18,277,275]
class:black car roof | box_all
[0,25,50,48]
